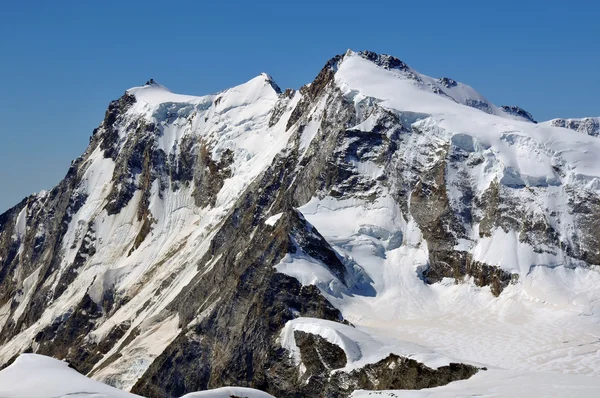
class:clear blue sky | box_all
[1,0,598,212]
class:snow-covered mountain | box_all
[0,50,599,397]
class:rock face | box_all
[501,105,537,123]
[0,50,599,397]
[549,117,600,136]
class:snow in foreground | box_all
[0,354,274,398]
[2,353,599,398]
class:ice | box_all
[471,227,566,274]
[91,314,181,390]
[282,187,600,382]
[275,253,348,298]
[14,205,27,239]
[264,212,283,226]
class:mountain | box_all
[0,50,599,397]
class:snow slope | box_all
[0,354,140,398]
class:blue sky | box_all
[1,0,598,212]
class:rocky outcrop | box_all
[501,105,537,123]
[465,98,493,114]
[97,92,137,160]
[286,54,343,131]
[330,354,478,394]
[359,50,409,71]
[438,77,457,88]
[551,117,599,136]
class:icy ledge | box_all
[280,317,463,372]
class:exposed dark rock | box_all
[501,105,537,123]
[104,121,157,216]
[478,180,500,238]
[55,221,96,298]
[328,354,478,395]
[263,74,282,95]
[34,294,103,373]
[294,330,347,378]
[568,189,600,265]
[359,50,409,71]
[131,128,346,396]
[438,77,457,88]
[129,143,157,254]
[269,89,296,127]
[465,98,492,114]
[407,143,514,295]
[287,54,343,131]
[99,93,137,160]
[551,117,599,136]
[192,145,234,208]
[287,210,348,284]
[424,250,514,297]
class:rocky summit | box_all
[1,50,600,398]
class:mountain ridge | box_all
[0,49,599,398]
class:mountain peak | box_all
[125,80,194,105]
[333,50,540,123]
[258,72,282,94]
[125,73,281,106]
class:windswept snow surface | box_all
[0,354,140,398]
[0,354,275,398]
